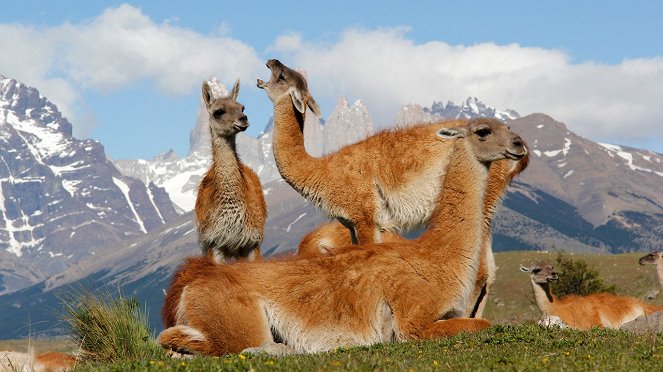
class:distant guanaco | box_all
[639,251,663,292]
[520,262,663,329]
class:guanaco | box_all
[195,80,267,263]
[520,262,663,329]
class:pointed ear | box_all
[202,81,213,107]
[436,127,467,139]
[519,266,531,273]
[229,79,240,101]
[307,94,321,117]
[288,87,306,113]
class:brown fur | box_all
[258,59,526,245]
[521,263,663,329]
[158,122,525,356]
[0,350,76,371]
[297,223,405,256]
[195,80,267,263]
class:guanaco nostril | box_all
[240,115,248,121]
[513,137,524,147]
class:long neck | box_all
[418,140,488,256]
[210,134,243,194]
[482,160,510,230]
[271,94,321,193]
[531,280,556,315]
[417,140,488,308]
[479,160,511,248]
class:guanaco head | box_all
[257,59,321,116]
[639,251,663,265]
[520,263,559,284]
[202,79,249,138]
[437,118,528,163]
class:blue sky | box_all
[1,1,662,159]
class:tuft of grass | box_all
[60,289,166,364]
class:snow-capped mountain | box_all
[0,76,178,294]
[506,114,663,250]
[395,97,520,126]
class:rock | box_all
[620,310,663,334]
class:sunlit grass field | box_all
[77,325,663,371]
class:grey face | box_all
[202,79,248,138]
[437,118,529,163]
[639,251,662,265]
[520,263,559,284]
[257,59,321,116]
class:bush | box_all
[61,289,166,364]
[554,252,617,298]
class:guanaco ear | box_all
[288,86,306,113]
[307,94,321,117]
[519,266,531,273]
[202,81,213,107]
[229,79,240,101]
[436,127,467,139]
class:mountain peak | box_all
[1,77,178,287]
[396,97,519,126]
[1,77,73,137]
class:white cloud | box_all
[272,28,663,148]
[0,4,262,135]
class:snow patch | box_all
[286,213,307,232]
[61,179,82,197]
[599,143,663,178]
[112,177,147,233]
[146,184,165,224]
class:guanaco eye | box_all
[532,268,541,274]
[278,72,285,81]
[475,127,492,138]
[213,109,225,119]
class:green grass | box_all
[75,324,662,371]
[61,290,167,364]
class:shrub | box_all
[554,252,617,298]
[61,289,166,363]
